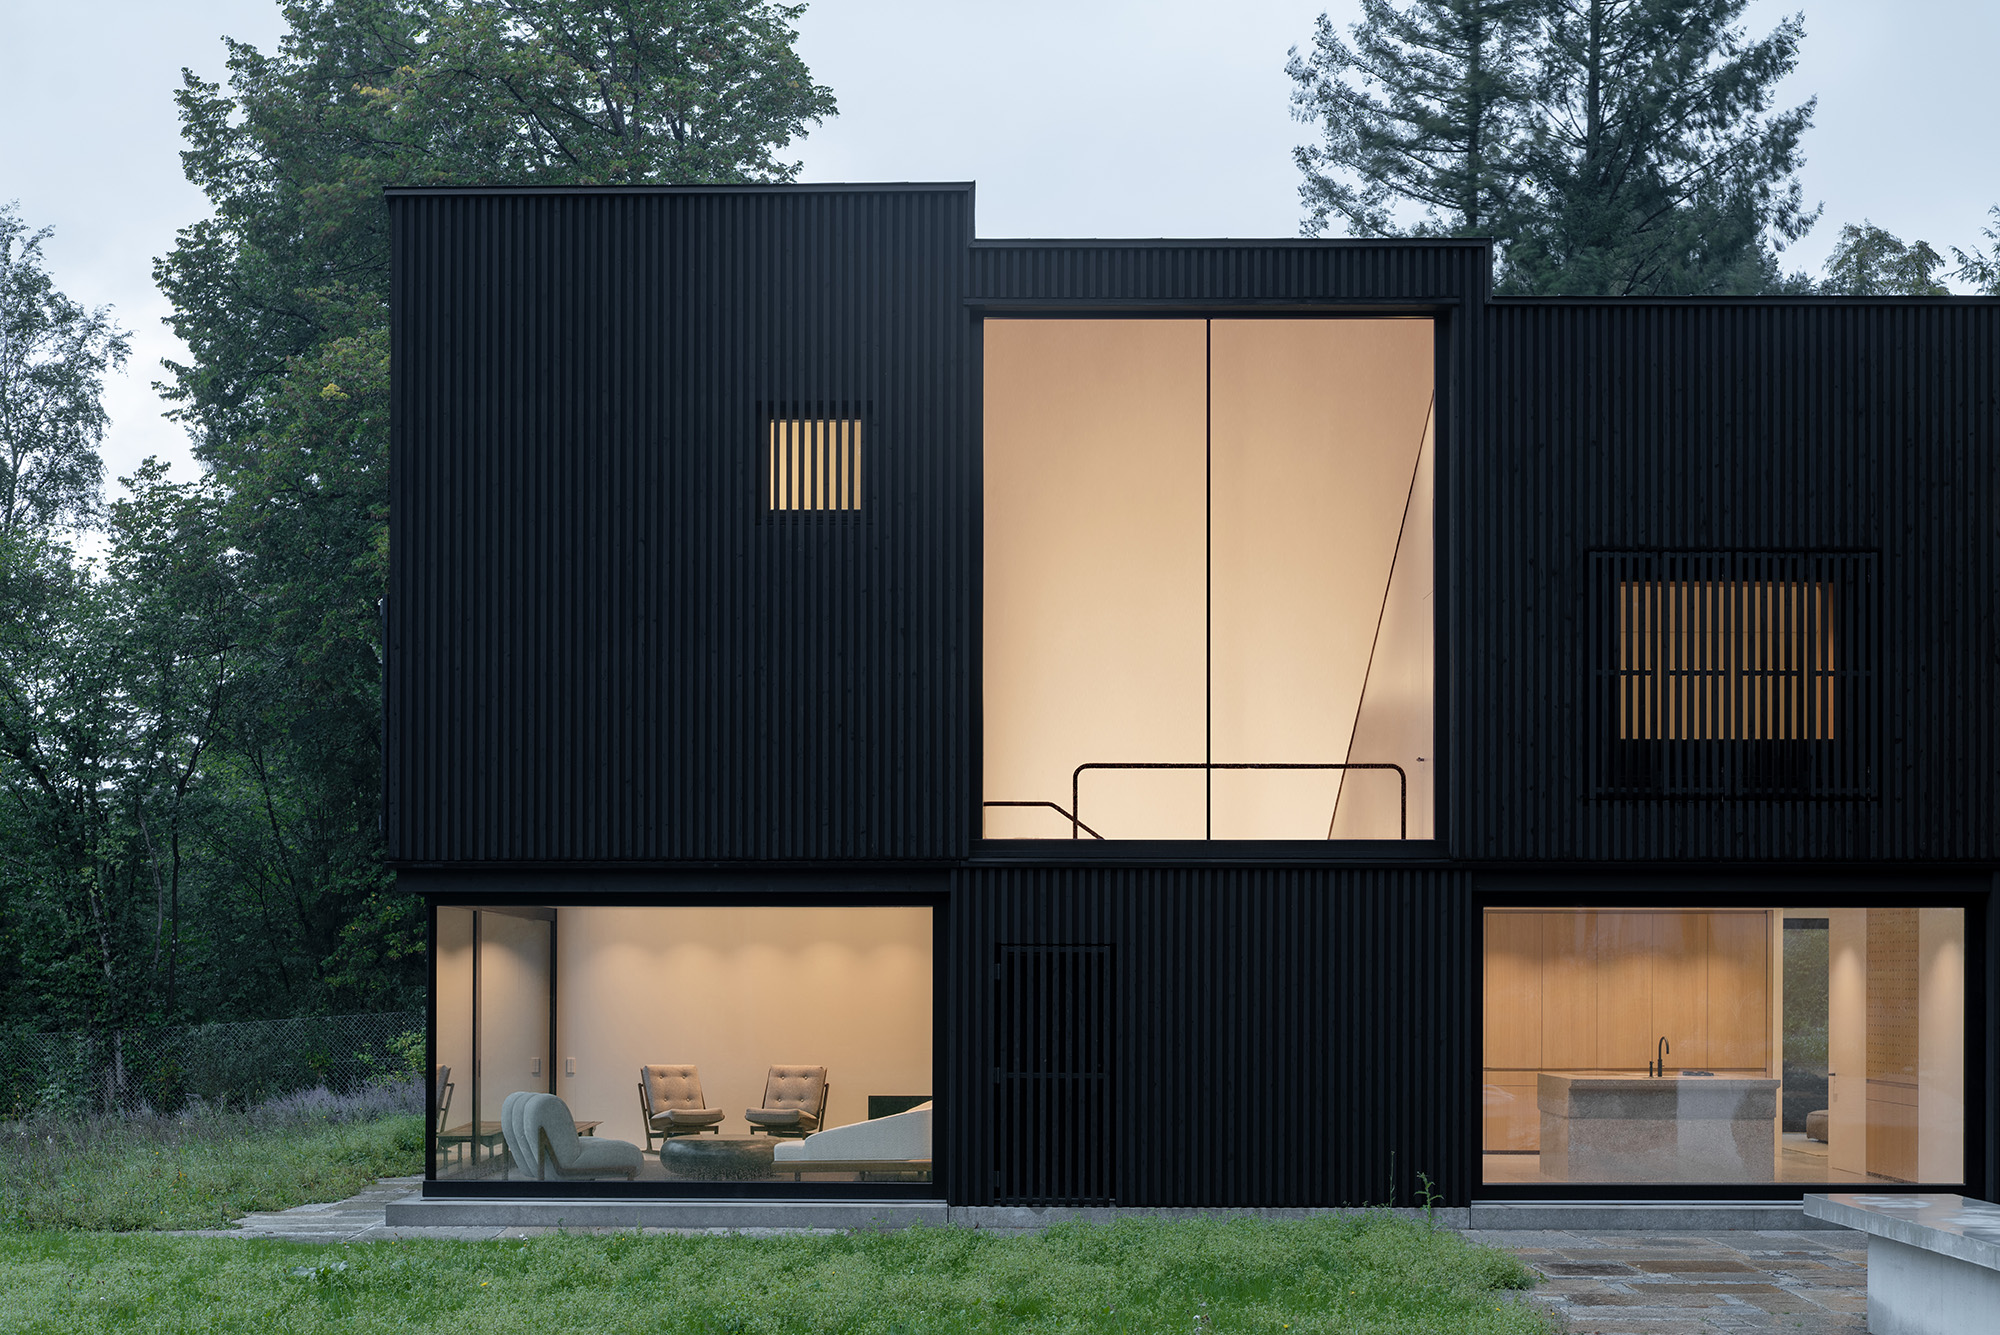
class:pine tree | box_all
[1286,1,1540,237]
[1499,0,1818,294]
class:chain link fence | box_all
[0,1012,424,1118]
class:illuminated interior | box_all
[1618,581,1835,740]
[982,318,1435,841]
[434,906,932,1184]
[1483,906,1964,1186]
[768,417,862,511]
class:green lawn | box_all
[0,1215,1546,1333]
[1,1112,423,1232]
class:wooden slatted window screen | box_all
[766,416,863,512]
[993,944,1115,1205]
[1592,553,1877,798]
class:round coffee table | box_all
[659,1136,777,1181]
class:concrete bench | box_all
[1804,1193,2000,1334]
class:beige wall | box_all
[1917,907,1965,1182]
[435,908,473,1139]
[478,912,551,1127]
[1331,401,1434,840]
[982,317,1433,841]
[554,906,932,1144]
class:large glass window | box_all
[982,318,1435,840]
[1482,906,1965,1186]
[434,905,932,1186]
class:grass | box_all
[0,1083,424,1232]
[0,1214,1547,1334]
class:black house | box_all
[388,183,1998,1214]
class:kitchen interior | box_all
[1482,907,1964,1186]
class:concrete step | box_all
[1470,1199,1845,1231]
[385,1194,947,1231]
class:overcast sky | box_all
[2,0,1994,493]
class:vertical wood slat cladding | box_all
[388,188,975,862]
[1471,301,1999,862]
[949,867,1475,1208]
[993,944,1115,1205]
[969,239,1492,306]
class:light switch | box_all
[530,1057,542,1076]
[565,1057,575,1076]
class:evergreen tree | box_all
[1501,0,1818,294]
[1290,1,1820,293]
[1817,221,1949,296]
[1287,0,1540,237]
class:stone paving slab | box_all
[1459,1227,1869,1334]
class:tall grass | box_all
[0,1080,423,1232]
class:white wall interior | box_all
[555,906,932,1146]
[434,908,473,1141]
[983,317,1434,841]
[477,912,551,1128]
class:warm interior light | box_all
[1618,581,1834,740]
[768,418,862,511]
[981,318,1434,840]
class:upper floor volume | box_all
[383,183,2000,871]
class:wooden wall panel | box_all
[1597,913,1655,1070]
[1483,912,1543,1068]
[1652,911,1709,1070]
[1482,908,1775,1151]
[1541,913,1600,1069]
[1706,912,1771,1070]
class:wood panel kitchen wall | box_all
[1483,910,1772,1153]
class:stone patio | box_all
[1458,1226,1870,1333]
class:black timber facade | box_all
[388,184,2000,1208]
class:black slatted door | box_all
[993,944,1114,1205]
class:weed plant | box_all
[0,1214,1545,1333]
[0,1080,423,1232]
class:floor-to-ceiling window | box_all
[982,317,1435,841]
[432,905,933,1186]
[1482,905,1966,1187]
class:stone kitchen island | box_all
[1539,1072,1780,1182]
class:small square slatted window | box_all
[1616,579,1835,741]
[766,416,862,512]
[1593,552,1876,798]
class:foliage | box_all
[1816,221,1950,296]
[1289,0,1819,295]
[0,205,130,537]
[0,1214,1545,1332]
[1287,1,1541,237]
[1950,205,2000,295]
[1501,0,1817,295]
[2,1,837,1033]
[0,1088,421,1232]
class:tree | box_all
[1818,221,1949,296]
[1287,1,1540,237]
[1289,1,1821,294]
[1500,0,1818,294]
[0,205,130,537]
[141,0,838,1019]
[1952,206,2000,295]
